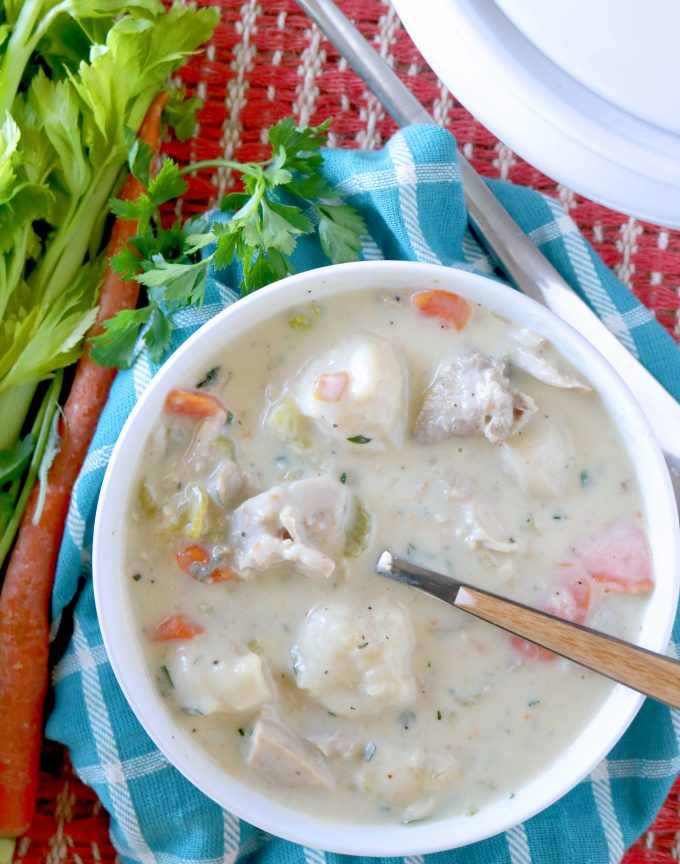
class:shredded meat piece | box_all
[415,351,536,444]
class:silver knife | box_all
[296,0,680,505]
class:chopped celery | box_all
[185,485,209,540]
[344,500,372,558]
[211,435,236,459]
[288,303,321,330]
[264,395,311,450]
[138,479,159,517]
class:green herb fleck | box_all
[552,511,566,520]
[226,410,234,426]
[196,366,220,388]
[347,435,372,444]
[528,699,540,707]
[436,709,442,720]
[133,573,142,582]
[339,471,347,484]
[160,666,174,690]
[356,641,369,650]
[580,469,591,487]
[238,727,245,737]
[466,807,479,817]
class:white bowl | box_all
[94,260,679,855]
[391,0,680,227]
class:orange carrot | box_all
[175,545,234,584]
[411,289,472,330]
[0,94,167,839]
[151,614,204,642]
[513,562,591,661]
[164,389,226,419]
[576,518,653,594]
[313,372,349,402]
[175,543,211,573]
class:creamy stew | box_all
[125,286,652,825]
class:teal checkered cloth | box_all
[47,125,680,864]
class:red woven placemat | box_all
[20,2,680,861]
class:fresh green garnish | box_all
[347,435,372,445]
[579,469,591,487]
[91,117,366,368]
[339,471,347,484]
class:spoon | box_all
[376,551,680,710]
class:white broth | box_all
[125,286,651,824]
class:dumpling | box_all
[230,475,350,579]
[358,743,460,823]
[293,334,407,448]
[415,351,536,444]
[499,411,574,497]
[168,639,272,716]
[292,597,416,717]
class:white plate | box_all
[392,0,680,227]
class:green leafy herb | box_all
[347,435,372,445]
[91,116,366,369]
[339,471,347,484]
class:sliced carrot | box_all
[175,544,210,574]
[411,289,472,330]
[202,566,234,584]
[152,614,204,642]
[313,371,349,402]
[576,518,653,594]
[175,545,234,583]
[513,562,591,661]
[164,389,226,420]
[0,95,166,838]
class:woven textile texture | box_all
[18,1,680,862]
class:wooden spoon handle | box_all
[455,586,680,709]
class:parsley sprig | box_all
[91,118,366,369]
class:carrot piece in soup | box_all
[203,566,234,584]
[164,389,226,419]
[513,562,591,661]
[313,371,349,402]
[152,614,204,641]
[175,544,211,574]
[576,518,653,594]
[175,545,234,583]
[411,289,472,330]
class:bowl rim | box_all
[93,259,680,855]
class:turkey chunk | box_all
[509,329,590,391]
[168,639,271,716]
[294,334,407,448]
[415,351,536,444]
[293,597,416,717]
[246,713,335,790]
[230,476,350,579]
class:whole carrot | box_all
[0,93,167,839]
